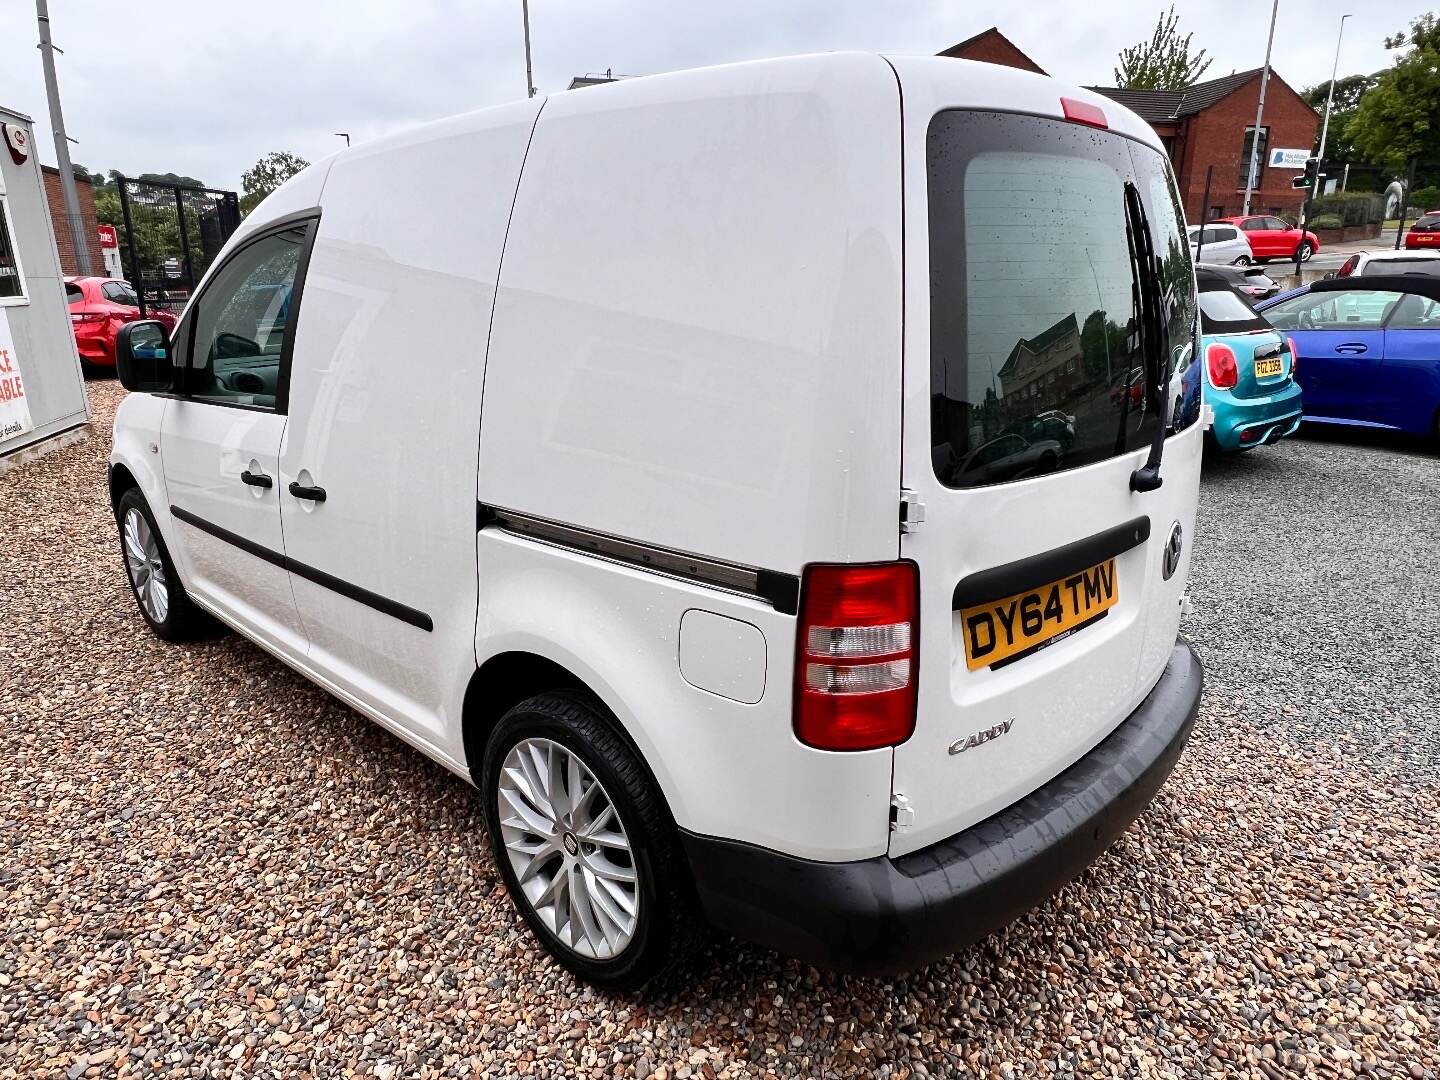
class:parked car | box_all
[1257,276,1440,440]
[1194,268,1302,452]
[1216,214,1319,263]
[106,54,1204,988]
[1404,212,1440,250]
[1196,261,1283,301]
[945,432,1063,485]
[1187,222,1253,265]
[65,276,177,370]
[1335,250,1440,278]
[1003,409,1075,451]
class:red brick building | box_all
[1090,71,1319,221]
[40,165,102,276]
[937,29,1320,223]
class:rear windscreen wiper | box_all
[1122,183,1170,493]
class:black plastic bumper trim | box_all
[952,516,1151,610]
[169,504,433,632]
[679,638,1202,975]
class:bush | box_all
[1308,213,1343,229]
[1408,186,1440,213]
[1307,192,1386,226]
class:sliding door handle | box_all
[288,481,327,502]
[240,468,273,489]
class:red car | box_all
[1404,212,1440,249]
[1215,215,1320,263]
[65,277,177,370]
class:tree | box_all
[1114,5,1212,90]
[1302,73,1379,163]
[1349,13,1440,170]
[240,151,309,215]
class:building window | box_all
[0,196,25,303]
[1239,126,1268,190]
[1208,205,1226,220]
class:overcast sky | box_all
[0,1,1410,192]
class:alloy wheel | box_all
[496,737,640,960]
[123,508,169,623]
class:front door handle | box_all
[288,481,327,503]
[240,468,273,489]
[1335,343,1368,354]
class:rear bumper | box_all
[1210,385,1303,451]
[680,639,1202,975]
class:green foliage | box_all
[1301,74,1379,163]
[1349,13,1440,169]
[1307,192,1387,226]
[1409,185,1440,212]
[240,151,309,215]
[1307,214,1343,229]
[1114,5,1212,90]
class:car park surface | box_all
[2,381,1436,1079]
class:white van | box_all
[108,53,1204,987]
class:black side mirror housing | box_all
[115,320,176,393]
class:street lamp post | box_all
[35,0,94,275]
[1316,14,1351,170]
[521,0,536,98]
[1242,0,1280,217]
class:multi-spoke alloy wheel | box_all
[496,737,640,960]
[123,507,170,623]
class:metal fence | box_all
[116,177,241,318]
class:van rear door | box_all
[889,101,1202,857]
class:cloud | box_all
[0,0,1402,193]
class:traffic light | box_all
[1292,157,1320,190]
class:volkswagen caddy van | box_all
[108,53,1204,988]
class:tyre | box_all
[1232,255,1252,267]
[115,487,219,641]
[481,691,699,989]
[1297,241,1314,262]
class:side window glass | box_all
[187,225,307,410]
[1387,294,1440,330]
[0,195,24,301]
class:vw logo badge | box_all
[1162,522,1184,580]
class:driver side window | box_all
[188,224,308,410]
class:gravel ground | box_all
[1,381,1435,1079]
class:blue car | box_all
[1256,276,1440,441]
[1195,268,1303,452]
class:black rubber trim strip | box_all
[481,503,800,615]
[678,639,1202,976]
[952,516,1151,611]
[169,504,433,632]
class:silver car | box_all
[1188,223,1254,266]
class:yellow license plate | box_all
[961,559,1118,671]
[1255,356,1283,378]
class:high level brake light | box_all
[794,562,918,752]
[1060,97,1108,129]
[1206,342,1238,390]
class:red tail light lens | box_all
[794,562,918,751]
[1206,342,1238,390]
[1286,336,1299,376]
[1060,97,1108,129]
[69,311,106,323]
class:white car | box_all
[1333,249,1440,278]
[1188,222,1254,266]
[107,53,1204,988]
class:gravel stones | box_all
[0,384,1435,1077]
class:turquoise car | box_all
[1197,267,1303,452]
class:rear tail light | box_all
[1286,336,1299,376]
[70,311,105,323]
[1206,342,1238,390]
[794,562,918,751]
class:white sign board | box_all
[1268,148,1310,170]
[0,309,34,442]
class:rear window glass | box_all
[1413,213,1440,229]
[65,282,84,302]
[1361,258,1440,277]
[1198,287,1261,328]
[927,111,1196,489]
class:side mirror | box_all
[115,320,176,393]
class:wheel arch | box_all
[108,461,139,511]
[460,651,670,817]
